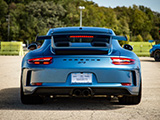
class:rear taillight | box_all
[28,57,53,65]
[111,57,135,65]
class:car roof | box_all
[48,27,115,35]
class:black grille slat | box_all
[132,71,137,86]
[26,71,32,86]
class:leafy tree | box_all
[132,34,143,42]
[116,16,130,35]
[130,6,148,35]
[0,0,8,18]
[0,0,8,41]
[151,27,160,40]
[6,1,66,43]
[145,34,153,41]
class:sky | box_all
[88,0,160,13]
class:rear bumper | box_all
[22,64,141,96]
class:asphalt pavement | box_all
[0,56,160,120]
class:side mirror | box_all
[27,43,37,51]
[123,44,133,51]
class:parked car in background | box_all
[149,40,160,61]
[21,27,142,105]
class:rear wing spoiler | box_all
[112,36,127,41]
[36,35,127,49]
[36,35,128,41]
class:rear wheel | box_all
[119,84,141,105]
[154,50,160,61]
[20,83,43,104]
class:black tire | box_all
[154,50,160,61]
[20,83,43,104]
[119,83,142,105]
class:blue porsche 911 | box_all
[21,27,142,104]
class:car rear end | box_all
[21,27,141,104]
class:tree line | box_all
[0,0,160,44]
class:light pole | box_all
[79,6,85,27]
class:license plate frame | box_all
[71,73,92,84]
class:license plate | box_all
[71,73,92,83]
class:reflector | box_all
[31,83,43,86]
[121,83,131,86]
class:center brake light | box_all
[28,57,53,65]
[111,57,135,65]
[70,36,94,38]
